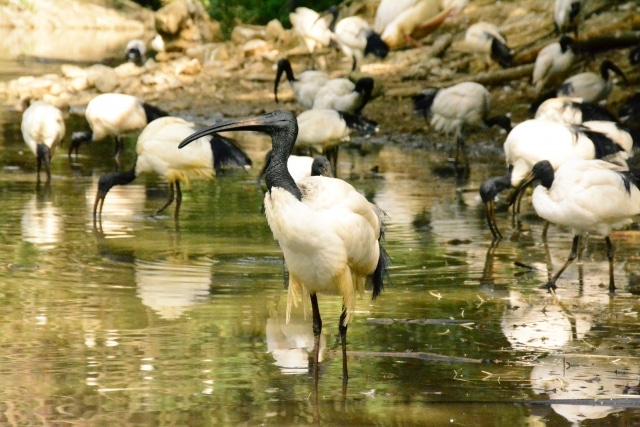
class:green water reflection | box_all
[1,98,640,426]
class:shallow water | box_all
[2,70,640,426]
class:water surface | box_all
[1,67,640,427]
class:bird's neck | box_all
[265,145,302,201]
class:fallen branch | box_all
[330,350,498,364]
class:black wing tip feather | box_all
[371,242,391,300]
[211,134,253,174]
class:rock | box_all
[85,64,119,93]
[174,57,201,75]
[155,1,190,36]
[231,25,265,45]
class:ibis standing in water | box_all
[21,100,66,184]
[517,159,640,293]
[70,93,169,161]
[93,116,252,223]
[295,108,379,177]
[480,118,634,239]
[413,81,512,172]
[178,110,390,384]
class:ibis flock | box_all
[16,0,640,386]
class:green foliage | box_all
[200,0,339,38]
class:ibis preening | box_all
[554,0,582,36]
[480,119,634,239]
[413,81,512,170]
[331,16,389,71]
[464,21,514,68]
[21,100,66,184]
[517,159,640,293]
[312,77,375,114]
[93,116,252,222]
[70,93,169,161]
[532,36,575,94]
[295,109,379,177]
[274,58,330,108]
[374,0,468,49]
[531,97,617,124]
[178,110,390,384]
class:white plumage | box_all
[177,110,389,384]
[295,109,378,177]
[480,118,634,239]
[532,36,575,94]
[554,0,582,36]
[375,0,468,49]
[413,82,511,168]
[555,60,627,104]
[273,58,329,108]
[21,100,66,183]
[289,7,337,59]
[521,159,640,292]
[464,21,513,68]
[311,77,374,114]
[71,93,168,160]
[531,97,616,124]
[125,39,146,64]
[331,16,388,71]
[93,116,252,222]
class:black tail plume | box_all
[210,134,253,175]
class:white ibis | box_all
[480,118,634,239]
[21,100,66,184]
[295,108,379,177]
[531,97,617,124]
[554,0,582,36]
[331,16,389,71]
[289,6,338,65]
[258,153,332,185]
[464,21,514,68]
[532,36,575,94]
[374,0,468,49]
[554,60,628,104]
[517,159,640,293]
[274,58,330,108]
[178,110,390,384]
[70,93,169,161]
[311,77,375,114]
[93,116,252,222]
[413,81,512,169]
[125,39,146,65]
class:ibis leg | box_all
[174,181,182,219]
[156,182,175,215]
[547,235,580,292]
[605,236,616,293]
[339,307,348,383]
[310,294,322,384]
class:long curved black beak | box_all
[603,61,628,85]
[179,111,296,149]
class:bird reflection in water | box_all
[266,308,327,375]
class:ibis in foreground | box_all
[93,116,252,223]
[178,110,390,384]
[517,159,640,293]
